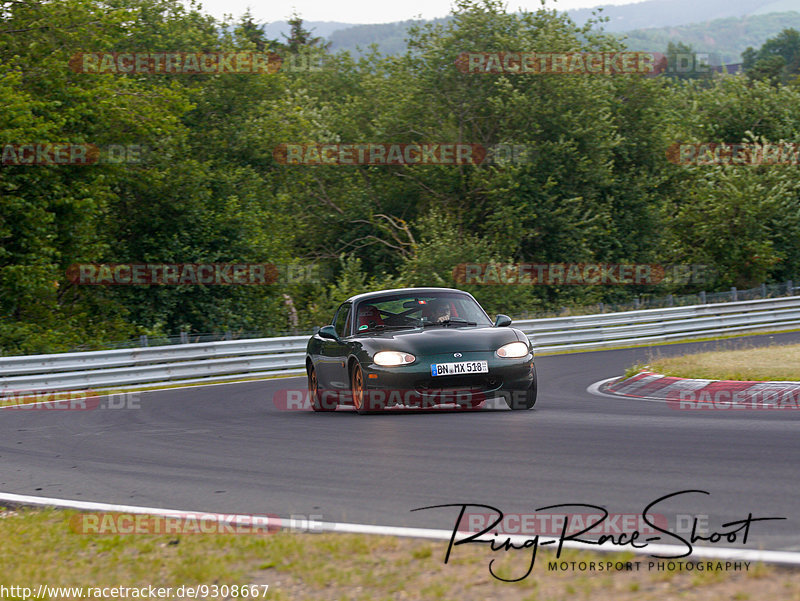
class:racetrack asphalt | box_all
[1,331,799,552]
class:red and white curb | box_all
[1,491,800,566]
[588,371,800,409]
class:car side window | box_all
[333,303,352,338]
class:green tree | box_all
[744,28,800,83]
[283,12,330,53]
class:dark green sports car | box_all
[305,287,537,414]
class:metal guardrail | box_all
[3,295,800,395]
[0,336,309,375]
[512,295,800,351]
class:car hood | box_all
[358,326,526,355]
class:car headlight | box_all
[373,351,416,366]
[496,341,530,358]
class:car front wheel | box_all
[308,364,336,412]
[505,364,537,410]
[350,362,372,415]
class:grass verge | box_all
[641,341,800,381]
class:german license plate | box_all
[431,360,488,376]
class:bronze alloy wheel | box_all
[308,364,335,411]
[351,362,369,414]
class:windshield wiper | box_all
[372,324,417,330]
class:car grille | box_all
[415,374,502,393]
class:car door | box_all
[317,302,352,390]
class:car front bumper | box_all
[359,350,535,407]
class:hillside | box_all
[567,0,796,32]
[259,20,353,41]
[327,18,449,56]
[314,8,800,61]
[621,11,800,62]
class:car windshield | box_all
[353,292,492,333]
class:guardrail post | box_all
[225,331,232,341]
[788,280,794,295]
[139,335,148,347]
[180,331,189,344]
[666,294,674,307]
[699,290,706,304]
[633,297,639,309]
[761,283,767,298]
[731,287,738,302]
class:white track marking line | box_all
[1,492,799,566]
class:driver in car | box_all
[425,299,451,323]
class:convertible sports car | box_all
[305,287,537,413]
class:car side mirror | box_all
[318,325,340,341]
[494,314,512,328]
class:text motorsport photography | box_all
[413,490,784,581]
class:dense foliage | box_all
[2,0,800,353]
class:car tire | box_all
[308,364,336,412]
[350,362,372,415]
[506,364,537,410]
